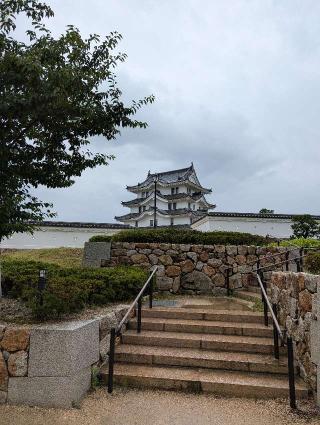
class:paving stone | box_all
[8,366,91,408]
[28,320,99,377]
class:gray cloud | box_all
[32,0,320,221]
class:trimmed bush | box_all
[89,235,113,242]
[90,228,269,246]
[270,238,320,248]
[1,259,147,319]
[305,252,320,275]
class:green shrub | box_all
[305,252,320,275]
[107,228,269,246]
[89,235,113,242]
[270,238,320,248]
[1,259,147,319]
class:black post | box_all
[38,269,46,306]
[299,247,304,272]
[287,337,297,409]
[137,297,142,333]
[154,178,157,228]
[295,258,301,273]
[226,268,230,297]
[285,249,289,271]
[107,327,116,394]
[149,271,154,309]
[272,304,279,359]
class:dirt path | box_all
[0,388,319,425]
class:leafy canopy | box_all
[259,208,274,214]
[0,0,154,241]
[291,215,320,239]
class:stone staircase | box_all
[235,285,271,302]
[101,306,308,399]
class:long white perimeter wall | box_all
[191,216,295,238]
[0,227,123,249]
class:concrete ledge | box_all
[28,320,99,377]
[8,366,91,408]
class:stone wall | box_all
[271,271,319,400]
[0,326,30,404]
[108,242,297,294]
[0,304,129,408]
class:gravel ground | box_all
[0,388,319,425]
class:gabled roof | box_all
[115,208,208,222]
[121,191,215,209]
[126,164,212,193]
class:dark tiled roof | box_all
[29,221,130,229]
[115,208,208,221]
[193,212,320,222]
[126,164,212,193]
[122,192,215,209]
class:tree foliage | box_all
[259,208,274,214]
[0,0,154,241]
[291,215,320,239]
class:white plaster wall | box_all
[0,227,123,249]
[192,217,294,238]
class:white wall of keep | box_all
[191,216,295,238]
[0,227,123,249]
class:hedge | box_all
[270,238,320,248]
[89,228,269,246]
[1,259,147,319]
[305,252,320,275]
[89,235,113,242]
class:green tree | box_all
[291,215,320,239]
[259,208,274,214]
[0,0,154,241]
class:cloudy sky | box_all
[31,1,320,222]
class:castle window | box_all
[135,221,138,227]
[170,217,174,226]
[176,187,179,194]
[168,203,172,210]
[150,219,153,227]
[142,192,145,197]
[171,188,175,195]
[188,202,191,209]
[193,204,195,210]
[139,206,142,213]
[146,191,149,197]
[173,202,177,210]
[143,206,146,212]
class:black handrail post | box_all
[285,249,289,271]
[272,304,279,359]
[107,327,116,394]
[149,270,154,309]
[137,297,142,333]
[299,247,304,272]
[287,337,297,409]
[258,269,268,327]
[226,268,230,297]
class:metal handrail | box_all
[256,274,283,340]
[108,266,157,394]
[116,266,158,334]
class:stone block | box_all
[8,351,28,377]
[0,352,8,391]
[1,328,30,352]
[82,241,111,267]
[28,320,99,377]
[0,391,7,404]
[8,366,91,408]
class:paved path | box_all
[0,388,318,425]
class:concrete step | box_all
[247,286,271,295]
[142,307,266,324]
[101,363,309,400]
[235,291,263,302]
[115,344,288,374]
[122,330,284,354]
[128,317,274,338]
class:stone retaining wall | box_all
[0,326,30,404]
[107,242,297,294]
[271,271,319,401]
[0,304,129,408]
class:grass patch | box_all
[1,248,83,268]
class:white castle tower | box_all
[115,164,215,227]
